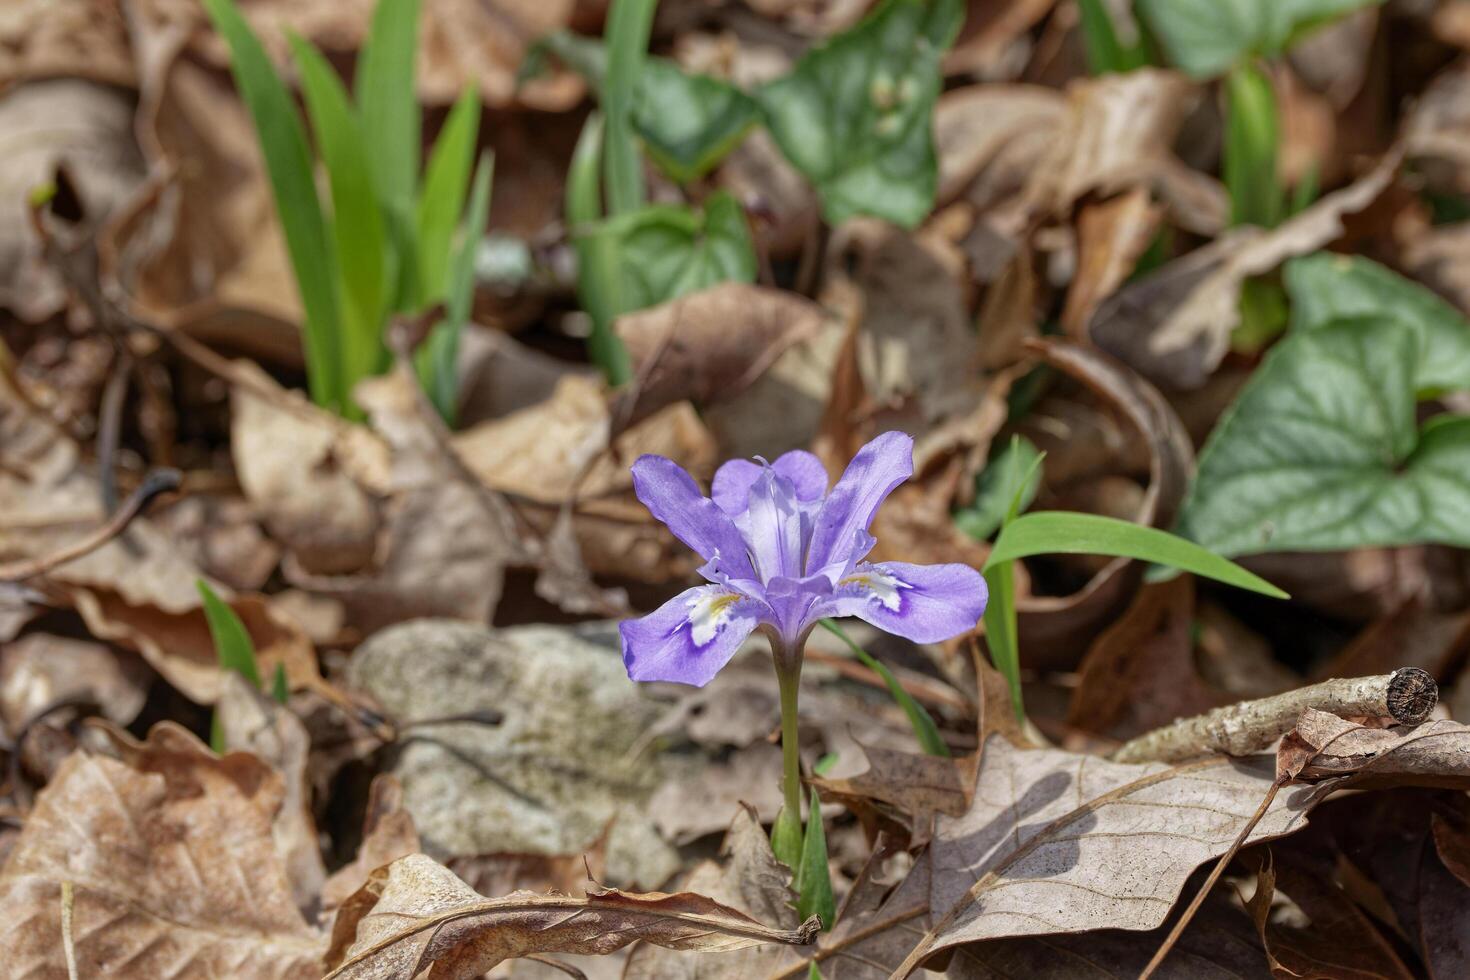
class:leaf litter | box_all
[9,1,1470,978]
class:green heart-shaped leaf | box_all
[598,191,756,312]
[1286,252,1470,396]
[1178,316,1470,556]
[1136,0,1383,79]
[755,0,962,228]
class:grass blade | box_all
[418,151,493,424]
[567,111,633,384]
[203,0,344,412]
[817,619,949,757]
[978,441,1045,722]
[417,85,481,304]
[289,34,388,403]
[985,511,1289,599]
[197,578,261,754]
[357,0,421,215]
[602,0,658,214]
[358,0,421,311]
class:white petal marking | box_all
[686,591,743,647]
[842,567,909,611]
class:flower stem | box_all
[770,649,805,868]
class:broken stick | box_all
[1111,668,1437,764]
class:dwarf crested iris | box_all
[619,431,988,866]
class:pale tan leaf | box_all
[0,722,325,978]
[325,854,817,980]
[1282,710,1470,786]
[894,737,1322,971]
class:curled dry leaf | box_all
[1242,851,1415,980]
[285,368,522,631]
[1067,577,1223,741]
[1090,149,1401,390]
[612,283,830,431]
[811,744,972,848]
[104,4,308,365]
[1012,339,1194,669]
[1061,187,1164,340]
[0,721,326,978]
[324,853,818,979]
[1281,709,1470,786]
[934,85,1065,206]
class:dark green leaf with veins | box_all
[601,191,756,311]
[1286,253,1470,397]
[1178,317,1470,556]
[755,0,962,228]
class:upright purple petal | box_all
[742,467,807,581]
[711,450,829,515]
[632,455,754,578]
[814,561,987,644]
[805,431,914,573]
[619,584,768,686]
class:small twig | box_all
[1138,778,1283,980]
[1112,668,1437,764]
[0,469,180,582]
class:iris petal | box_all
[619,585,767,686]
[712,450,830,515]
[815,560,987,644]
[631,455,755,579]
[805,432,913,574]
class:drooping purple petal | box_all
[805,431,914,573]
[711,450,829,515]
[631,455,754,578]
[619,584,767,686]
[815,560,987,644]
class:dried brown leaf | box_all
[322,775,422,915]
[0,721,325,978]
[1061,187,1163,340]
[1281,710,1470,786]
[1012,339,1194,669]
[625,805,801,980]
[325,853,817,979]
[895,737,1323,972]
[612,283,829,431]
[216,673,325,912]
[1243,852,1415,980]
[0,634,149,732]
[1090,150,1400,390]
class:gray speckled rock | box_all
[348,619,681,888]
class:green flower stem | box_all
[770,646,805,868]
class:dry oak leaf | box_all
[1282,709,1470,786]
[323,853,818,979]
[0,721,326,979]
[892,735,1322,975]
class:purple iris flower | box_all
[620,431,990,686]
